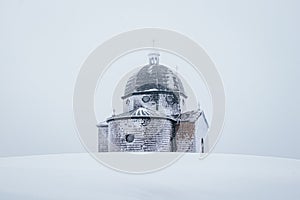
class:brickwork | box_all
[175,122,196,152]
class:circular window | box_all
[125,134,135,143]
[142,95,150,103]
[166,95,174,104]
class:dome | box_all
[122,53,186,99]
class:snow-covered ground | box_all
[0,153,299,200]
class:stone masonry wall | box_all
[108,118,172,152]
[175,122,196,152]
[98,126,108,152]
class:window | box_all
[166,95,174,104]
[142,95,150,103]
[125,134,135,143]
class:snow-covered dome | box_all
[122,53,186,99]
